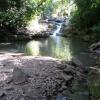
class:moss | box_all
[88,70,100,99]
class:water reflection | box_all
[25,40,48,56]
[0,42,26,53]
[0,36,89,61]
[25,36,89,60]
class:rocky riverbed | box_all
[0,54,89,100]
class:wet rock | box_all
[6,96,15,100]
[61,73,73,82]
[72,57,83,67]
[93,50,100,57]
[56,80,62,85]
[6,77,13,84]
[0,62,4,68]
[63,64,75,74]
[48,24,56,29]
[12,67,28,85]
[76,71,85,80]
[26,89,46,100]
[58,88,64,92]
[4,86,14,91]
[0,90,6,97]
[26,90,35,99]
[61,60,68,64]
[89,42,100,52]
[61,83,67,90]
[57,64,67,70]
[58,83,67,92]
[13,94,25,100]
[89,42,100,57]
[56,94,69,100]
[62,90,71,97]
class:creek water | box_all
[0,23,91,61]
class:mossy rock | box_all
[88,69,100,99]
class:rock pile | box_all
[89,41,100,57]
[0,56,87,100]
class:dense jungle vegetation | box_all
[0,0,53,32]
[71,0,100,40]
[0,0,100,40]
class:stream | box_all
[0,23,92,61]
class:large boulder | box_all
[89,42,100,52]
[12,67,28,84]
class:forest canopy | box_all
[0,0,68,28]
[0,0,100,39]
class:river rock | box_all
[71,57,83,67]
[76,71,85,81]
[4,86,14,91]
[0,62,4,68]
[12,67,28,84]
[61,83,67,90]
[6,77,13,84]
[0,90,6,97]
[26,89,46,100]
[63,64,75,74]
[62,90,71,96]
[57,64,67,70]
[89,41,100,52]
[93,50,100,57]
[60,73,73,82]
[56,94,69,100]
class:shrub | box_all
[92,23,100,39]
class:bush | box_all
[0,0,45,32]
[71,0,100,28]
[0,2,29,32]
[91,23,100,39]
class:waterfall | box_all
[52,23,63,37]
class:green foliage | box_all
[88,70,100,99]
[0,0,31,30]
[0,0,53,31]
[91,0,100,8]
[0,0,8,10]
[70,0,100,40]
[92,23,100,33]
[53,0,69,16]
[0,7,27,28]
[71,0,100,29]
[92,23,100,39]
[0,0,70,32]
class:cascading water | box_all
[52,23,63,37]
[50,22,63,45]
